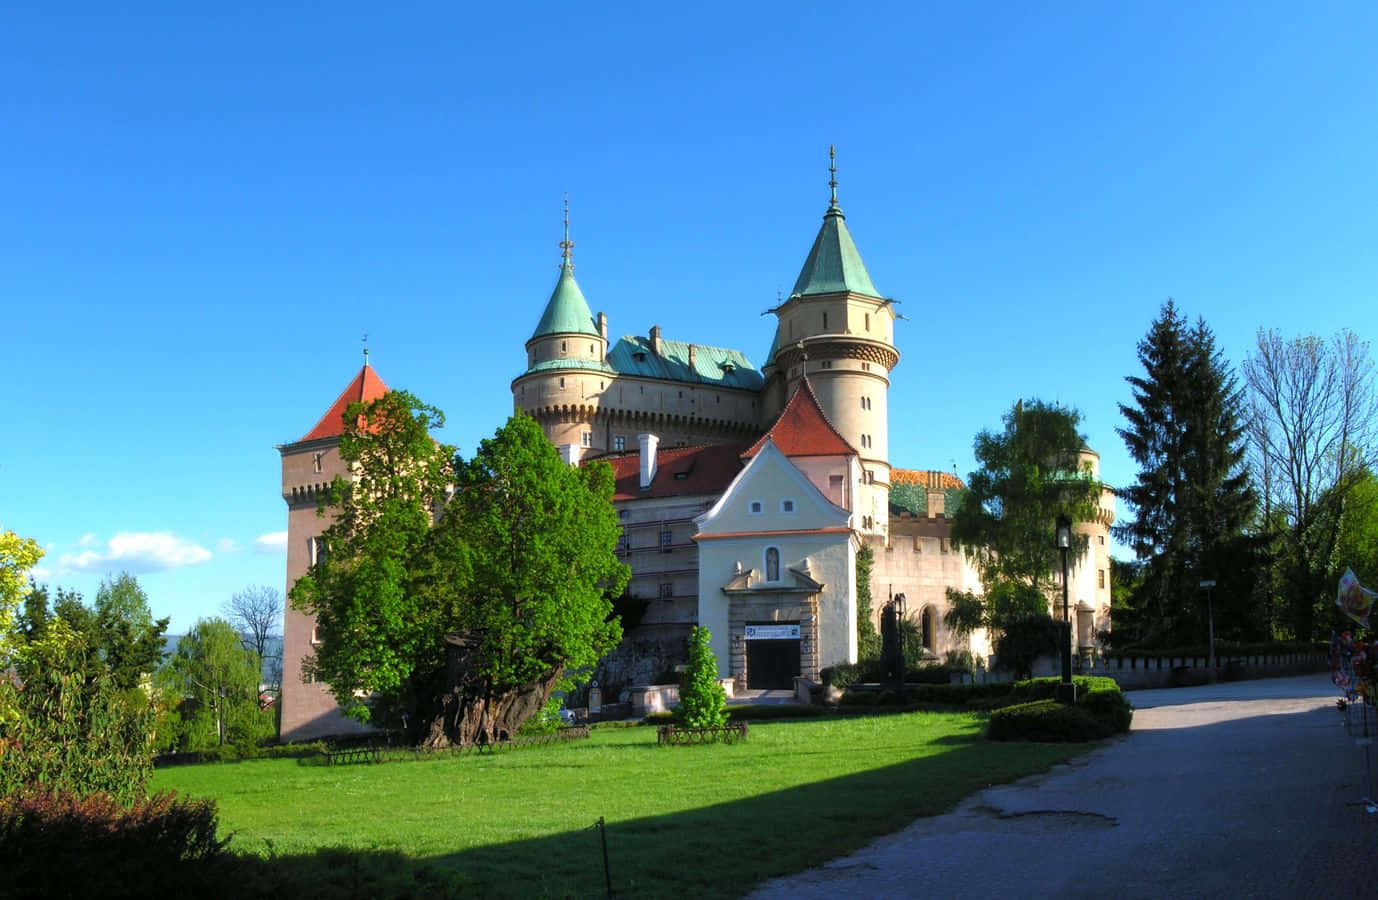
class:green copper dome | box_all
[530,263,599,341]
[790,205,881,299]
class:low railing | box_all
[323,725,590,766]
[656,721,749,745]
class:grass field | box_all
[153,711,1084,897]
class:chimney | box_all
[597,312,608,341]
[649,325,663,356]
[926,489,946,518]
[638,433,659,489]
[559,443,580,466]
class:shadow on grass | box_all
[200,737,1078,899]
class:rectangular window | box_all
[658,582,673,599]
[1098,534,1105,545]
[581,431,592,448]
[616,531,628,556]
[940,538,950,554]
[660,530,673,552]
[613,436,626,451]
[749,501,763,515]
[1098,569,1106,589]
[781,499,795,513]
[313,451,324,473]
[309,537,325,566]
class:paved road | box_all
[752,674,1378,899]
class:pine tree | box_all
[1116,301,1261,646]
[676,626,727,728]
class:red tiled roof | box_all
[743,378,857,459]
[891,469,966,490]
[601,443,747,501]
[299,364,390,442]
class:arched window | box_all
[921,606,936,652]
[765,547,781,583]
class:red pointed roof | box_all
[602,443,747,501]
[299,363,390,442]
[743,378,857,459]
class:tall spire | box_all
[828,144,839,211]
[559,193,575,269]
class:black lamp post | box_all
[1055,514,1076,703]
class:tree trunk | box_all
[420,634,563,748]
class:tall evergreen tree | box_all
[1116,301,1261,646]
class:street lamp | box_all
[1055,514,1076,703]
[1200,579,1217,682]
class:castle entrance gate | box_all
[744,623,801,690]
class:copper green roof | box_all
[530,263,599,341]
[762,326,781,369]
[607,336,764,390]
[790,204,881,299]
[889,482,966,519]
[523,357,617,376]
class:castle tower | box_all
[762,148,899,536]
[512,198,614,460]
[277,355,387,742]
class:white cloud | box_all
[253,531,288,554]
[78,533,97,548]
[29,566,52,580]
[57,532,213,575]
[216,538,240,553]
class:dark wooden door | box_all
[746,639,800,690]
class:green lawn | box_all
[154,712,1084,898]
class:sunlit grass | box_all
[154,711,1083,897]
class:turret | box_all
[512,198,616,458]
[764,148,899,536]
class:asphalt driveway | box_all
[751,674,1375,899]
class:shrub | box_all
[993,615,1067,679]
[987,699,1110,742]
[676,626,727,729]
[0,788,229,897]
[1077,687,1133,734]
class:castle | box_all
[278,152,1115,741]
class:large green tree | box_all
[94,573,170,691]
[948,399,1102,637]
[291,394,628,746]
[1115,302,1262,647]
[165,618,262,748]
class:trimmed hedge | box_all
[987,700,1110,742]
[820,661,958,689]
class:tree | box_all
[0,528,44,673]
[166,619,261,748]
[1244,329,1378,639]
[855,545,881,659]
[223,585,282,691]
[676,626,728,728]
[1115,302,1262,647]
[94,573,170,691]
[292,396,629,747]
[949,399,1102,636]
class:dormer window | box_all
[781,500,795,513]
[749,501,763,515]
[633,351,648,362]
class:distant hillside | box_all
[161,634,283,683]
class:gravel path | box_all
[750,674,1376,899]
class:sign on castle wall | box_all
[744,623,801,641]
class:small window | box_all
[613,436,626,451]
[822,311,828,329]
[940,538,950,554]
[589,343,594,354]
[781,500,795,513]
[829,474,844,491]
[1099,569,1107,589]
[660,530,673,553]
[561,340,567,351]
[765,547,781,582]
[310,626,323,646]
[581,432,592,448]
[862,362,871,371]
[559,377,566,389]
[658,582,674,599]
[312,451,324,473]
[749,501,763,515]
[1098,534,1105,545]
[616,532,628,556]
[864,313,870,331]
[309,537,325,566]
[821,360,832,369]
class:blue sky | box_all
[5,3,1375,632]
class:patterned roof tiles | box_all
[298,363,389,443]
[743,378,856,459]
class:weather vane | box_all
[828,144,838,207]
[362,332,369,366]
[559,193,574,268]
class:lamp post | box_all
[1200,579,1217,682]
[1055,514,1076,703]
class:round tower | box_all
[764,148,899,535]
[511,199,614,458]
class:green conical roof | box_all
[790,205,880,299]
[530,263,599,340]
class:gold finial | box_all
[828,145,838,208]
[559,193,574,268]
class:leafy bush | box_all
[993,615,1067,679]
[1077,687,1133,733]
[0,788,229,897]
[516,696,563,736]
[987,700,1110,742]
[676,626,727,729]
